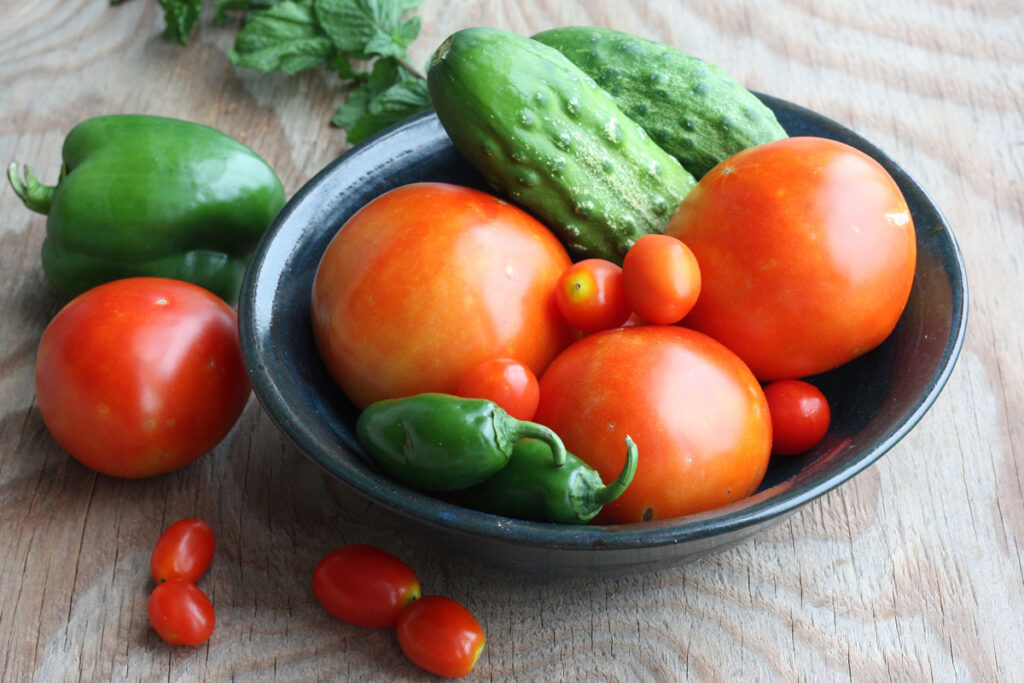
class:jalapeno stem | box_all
[506,419,567,467]
[593,436,638,507]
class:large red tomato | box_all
[311,183,576,408]
[35,277,251,478]
[534,325,772,523]
[666,136,917,381]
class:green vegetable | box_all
[427,27,697,263]
[7,114,285,304]
[110,0,431,143]
[533,26,788,179]
[227,0,432,143]
[159,0,204,46]
[356,393,567,492]
[457,437,638,525]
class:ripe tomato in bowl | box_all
[311,182,575,409]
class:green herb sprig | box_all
[122,0,432,144]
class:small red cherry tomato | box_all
[554,259,631,333]
[456,358,540,421]
[150,519,216,584]
[396,595,486,678]
[763,379,831,455]
[621,234,701,324]
[147,578,215,646]
[313,545,421,628]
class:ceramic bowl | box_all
[238,95,968,575]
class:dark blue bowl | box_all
[238,95,968,575]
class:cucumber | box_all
[533,26,787,179]
[427,27,697,263]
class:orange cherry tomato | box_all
[456,358,540,421]
[312,545,421,628]
[763,379,831,455]
[554,259,632,333]
[666,136,916,380]
[148,578,215,646]
[621,234,701,325]
[311,183,575,409]
[535,325,772,523]
[151,518,216,584]
[396,595,486,678]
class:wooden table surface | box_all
[1,1,1020,680]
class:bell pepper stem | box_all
[507,419,567,467]
[7,162,56,215]
[593,436,638,507]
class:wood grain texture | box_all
[1,0,1021,680]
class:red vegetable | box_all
[313,545,421,628]
[764,379,831,455]
[535,325,772,522]
[621,233,701,325]
[667,136,916,380]
[148,578,215,646]
[151,519,216,584]
[34,277,251,478]
[554,258,632,333]
[396,595,486,678]
[456,358,540,421]
[311,183,574,409]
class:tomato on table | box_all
[396,595,486,678]
[148,578,215,646]
[34,277,251,478]
[666,136,917,381]
[151,519,216,584]
[621,234,701,325]
[535,325,772,523]
[313,545,421,628]
[311,183,575,409]
[763,379,831,455]
[553,258,632,333]
[456,357,540,421]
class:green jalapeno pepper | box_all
[457,436,638,524]
[356,393,567,491]
[8,114,286,304]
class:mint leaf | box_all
[332,58,430,144]
[228,1,335,74]
[214,0,282,24]
[159,0,204,46]
[330,53,366,81]
[315,0,424,60]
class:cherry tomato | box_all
[535,325,772,523]
[666,136,917,380]
[151,519,216,584]
[34,277,251,478]
[763,380,831,455]
[311,183,575,409]
[554,258,632,333]
[148,578,215,646]
[456,358,540,421]
[621,234,701,325]
[396,595,486,678]
[312,544,421,628]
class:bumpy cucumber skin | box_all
[534,26,788,179]
[427,27,696,263]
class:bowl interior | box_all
[238,95,968,573]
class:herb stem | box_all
[396,56,425,80]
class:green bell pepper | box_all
[7,114,286,304]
